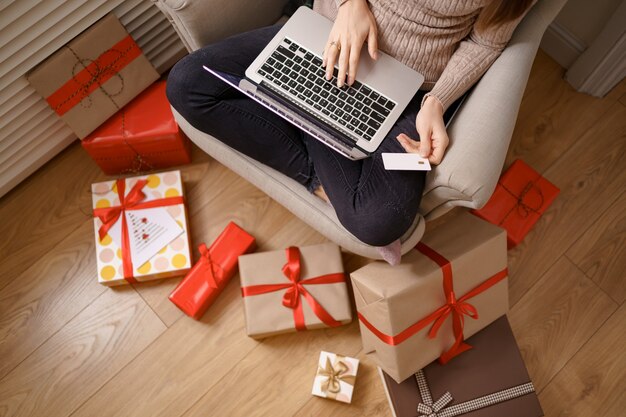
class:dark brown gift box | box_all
[380,316,543,417]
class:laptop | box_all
[203,6,424,160]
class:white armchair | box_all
[152,0,568,259]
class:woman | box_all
[167,0,535,251]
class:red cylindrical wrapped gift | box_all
[82,80,192,175]
[169,222,256,319]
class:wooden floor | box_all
[1,50,624,417]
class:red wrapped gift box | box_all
[472,159,559,248]
[169,222,256,320]
[82,80,191,175]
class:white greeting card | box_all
[106,207,183,269]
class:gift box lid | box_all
[380,316,543,417]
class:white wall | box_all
[541,0,623,67]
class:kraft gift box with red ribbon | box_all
[238,243,352,338]
[351,212,509,383]
[169,222,256,320]
[27,14,159,139]
[379,316,543,417]
[92,170,191,286]
[472,159,560,248]
[82,81,192,175]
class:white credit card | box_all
[382,153,431,171]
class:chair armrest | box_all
[421,0,568,220]
[151,0,290,51]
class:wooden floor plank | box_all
[565,191,626,303]
[508,256,617,392]
[70,272,261,417]
[0,145,105,291]
[0,221,105,380]
[181,323,363,417]
[0,286,165,417]
[72,215,326,417]
[507,103,626,306]
[505,62,625,174]
[539,304,626,417]
[292,350,392,417]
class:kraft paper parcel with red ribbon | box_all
[169,222,256,320]
[351,212,509,383]
[27,14,159,139]
[239,243,352,338]
[472,159,560,248]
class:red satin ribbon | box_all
[47,35,142,116]
[357,241,508,364]
[93,178,183,283]
[196,243,226,288]
[241,247,344,331]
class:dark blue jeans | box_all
[167,25,454,246]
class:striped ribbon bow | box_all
[415,369,536,417]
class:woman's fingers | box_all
[325,39,340,80]
[337,38,350,87]
[348,40,363,85]
[396,133,420,153]
[367,26,379,60]
[416,126,432,158]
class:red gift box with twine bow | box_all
[82,81,192,175]
[27,14,159,139]
[472,159,560,248]
[238,243,352,338]
[351,212,509,383]
[169,222,256,320]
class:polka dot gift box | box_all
[92,170,191,286]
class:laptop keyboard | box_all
[256,37,395,141]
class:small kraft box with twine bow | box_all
[27,14,159,139]
[472,159,560,248]
[82,81,192,175]
[312,351,359,403]
[91,170,191,286]
[238,243,352,338]
[351,212,509,383]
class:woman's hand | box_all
[322,0,378,87]
[397,96,449,165]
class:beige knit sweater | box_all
[313,0,535,110]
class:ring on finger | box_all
[330,41,341,52]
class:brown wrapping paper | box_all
[351,212,508,383]
[239,243,352,338]
[380,316,543,417]
[27,14,159,139]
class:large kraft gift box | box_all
[82,81,192,175]
[379,316,543,417]
[239,243,352,338]
[92,170,191,286]
[472,159,559,248]
[27,14,159,139]
[351,212,509,383]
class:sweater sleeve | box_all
[424,2,536,111]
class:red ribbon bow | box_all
[241,247,345,331]
[92,178,184,283]
[357,242,508,364]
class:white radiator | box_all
[0,0,187,198]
